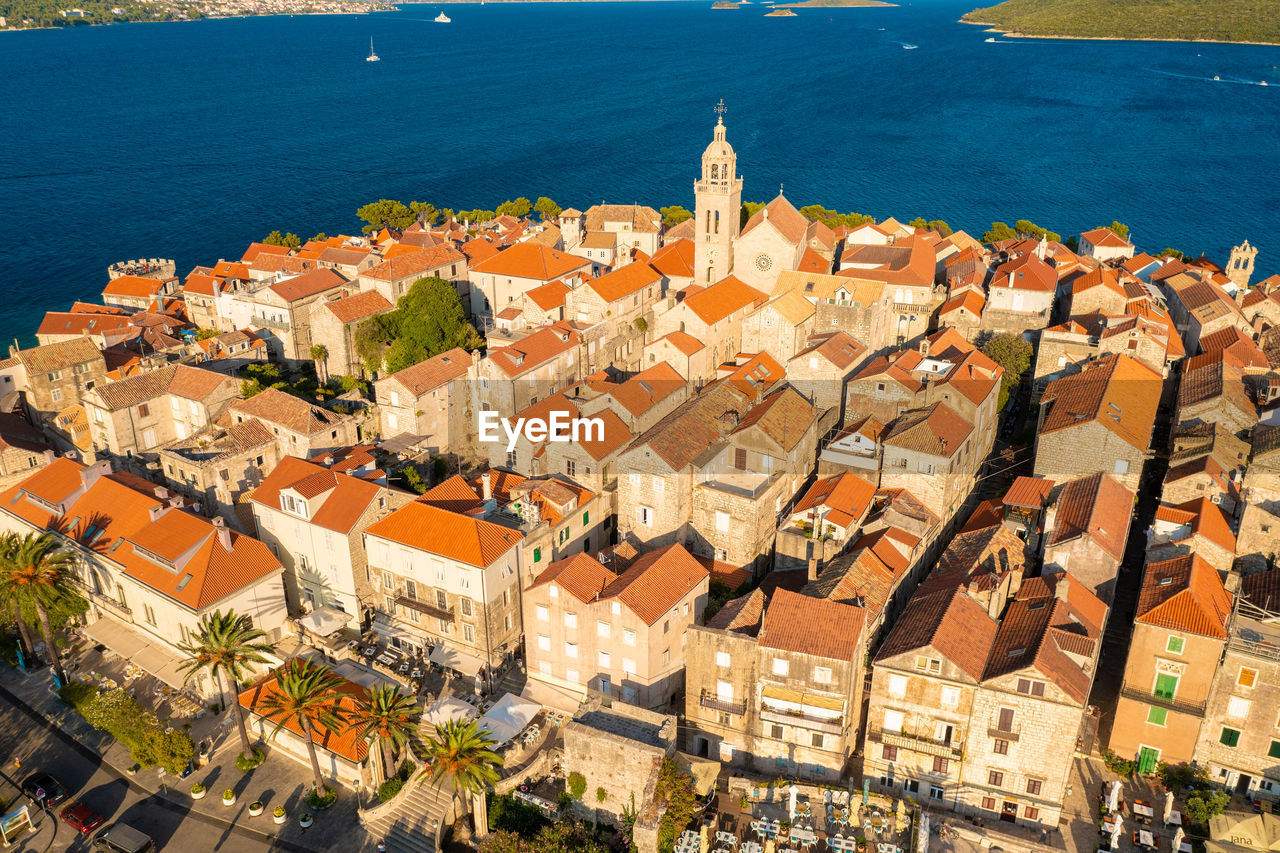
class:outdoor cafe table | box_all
[1166,810,1183,827]
[1178,842,1192,853]
[742,843,763,853]
[715,831,736,846]
[789,827,817,845]
[1134,801,1155,821]
[829,839,856,852]
[1135,829,1157,849]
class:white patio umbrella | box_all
[1173,826,1186,853]
[1109,781,1122,813]
[1164,791,1175,824]
[1111,816,1124,850]
[789,784,797,820]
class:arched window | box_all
[714,210,720,235]
[710,163,719,180]
[705,210,711,233]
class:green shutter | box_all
[533,547,542,563]
[1269,741,1280,759]
[1167,636,1185,654]
[1146,707,1167,726]
[1138,747,1160,775]
[1221,728,1240,747]
[1154,673,1178,700]
[582,511,589,526]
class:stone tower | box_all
[694,102,743,286]
[1228,240,1258,290]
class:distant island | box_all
[963,0,1280,45]
[780,0,893,6]
[1,0,392,30]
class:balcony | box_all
[699,692,747,716]
[867,726,963,759]
[248,314,290,332]
[90,590,133,619]
[987,723,1020,742]
[759,706,844,736]
[396,596,454,622]
[1119,685,1207,717]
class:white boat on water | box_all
[434,11,451,21]
[985,36,997,42]
[902,43,917,49]
[366,37,380,61]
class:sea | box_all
[1,0,1278,345]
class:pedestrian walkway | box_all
[0,665,382,853]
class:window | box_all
[564,612,578,629]
[138,403,149,418]
[882,745,898,761]
[460,598,472,617]
[1221,727,1241,747]
[537,634,550,651]
[883,710,904,732]
[1115,459,1129,475]
[637,506,653,526]
[1269,741,1280,760]
[581,511,589,526]
[533,547,542,563]
[565,460,576,478]
[888,674,908,698]
[715,511,730,533]
[1166,635,1185,654]
[1026,779,1042,796]
[623,629,636,646]
[382,571,393,590]
[811,733,824,749]
[566,668,578,684]
[143,603,156,626]
[1239,667,1258,689]
[1147,707,1168,726]
[1015,678,1044,696]
[536,605,549,622]
[622,658,636,675]
[716,652,731,668]
[1024,807,1040,821]
[981,797,996,811]
[598,620,611,638]
[463,624,474,642]
[929,786,944,801]
[1154,673,1179,700]
[537,662,551,676]
[988,771,1003,787]
[652,476,664,494]
[941,687,959,707]
[771,725,785,740]
[813,666,832,684]
[50,388,62,402]
[436,590,448,610]
[932,756,948,774]
[915,656,941,675]
[598,650,610,667]
[1228,696,1252,719]
[772,658,789,676]
[565,642,578,659]
[662,648,670,665]
[993,739,1009,755]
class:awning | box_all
[423,695,479,727]
[478,693,541,745]
[675,752,720,797]
[429,643,485,678]
[299,606,351,637]
[1210,813,1280,850]
[83,618,187,689]
[519,678,584,716]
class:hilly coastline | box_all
[963,0,1280,45]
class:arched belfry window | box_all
[710,163,719,180]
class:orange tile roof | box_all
[365,501,522,567]
[608,362,686,417]
[1169,496,1236,553]
[682,275,767,325]
[362,244,465,282]
[420,475,484,514]
[940,289,986,318]
[239,662,368,763]
[469,243,590,281]
[322,290,393,324]
[792,472,876,529]
[103,275,170,299]
[212,261,249,279]
[1039,353,1161,451]
[241,242,291,263]
[758,587,865,661]
[655,331,704,357]
[797,246,829,275]
[876,584,997,680]
[792,331,865,369]
[268,268,347,303]
[1046,473,1132,562]
[991,254,1056,293]
[384,347,471,396]
[249,456,382,534]
[525,280,570,311]
[487,323,580,378]
[587,262,662,304]
[608,544,707,625]
[1136,554,1231,639]
[1003,475,1055,509]
[1080,227,1132,249]
[37,312,132,338]
[649,239,695,279]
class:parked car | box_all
[21,772,68,807]
[93,822,154,853]
[61,801,106,836]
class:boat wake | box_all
[1148,68,1273,87]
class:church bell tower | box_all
[694,101,743,285]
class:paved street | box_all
[0,669,380,853]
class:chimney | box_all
[79,460,111,494]
[147,504,169,523]
[43,449,57,465]
[169,496,184,509]
[481,472,492,501]
[808,555,820,582]
[154,485,169,500]
[1055,572,1070,602]
[1226,570,1242,596]
[212,516,232,551]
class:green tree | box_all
[479,822,607,853]
[410,201,439,226]
[355,276,482,374]
[263,230,300,248]
[798,205,874,229]
[982,332,1034,410]
[1012,219,1061,242]
[310,343,329,384]
[310,232,328,244]
[1106,220,1130,239]
[257,659,349,796]
[356,199,416,234]
[982,221,1017,244]
[660,205,693,227]
[567,771,587,799]
[458,209,497,224]
[927,219,953,237]
[909,217,928,230]
[1159,247,1185,261]
[496,197,533,218]
[347,684,419,785]
[654,758,698,853]
[1184,788,1230,826]
[0,532,83,686]
[176,610,273,762]
[420,718,504,835]
[533,197,563,221]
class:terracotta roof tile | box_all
[649,239,695,279]
[323,290,393,324]
[1039,353,1161,451]
[470,243,590,281]
[758,587,865,661]
[1003,476,1055,509]
[487,323,580,378]
[365,501,522,568]
[1136,554,1230,638]
[1046,473,1132,562]
[683,275,767,325]
[362,244,465,282]
[249,456,382,534]
[384,347,471,396]
[875,585,997,681]
[239,662,368,763]
[792,472,877,530]
[229,388,351,435]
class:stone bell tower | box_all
[694,100,743,286]
[1228,240,1258,291]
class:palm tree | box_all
[257,658,348,796]
[310,343,329,384]
[347,683,418,785]
[0,532,39,668]
[177,610,274,761]
[0,533,79,686]
[419,718,503,836]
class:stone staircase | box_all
[492,662,527,698]
[365,775,454,853]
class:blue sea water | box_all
[1,0,1278,344]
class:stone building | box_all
[565,261,664,329]
[473,322,583,423]
[1237,426,1280,573]
[878,402,979,521]
[358,244,468,307]
[309,289,394,379]
[1078,227,1135,262]
[1193,568,1280,799]
[232,268,351,364]
[981,254,1055,335]
[84,364,242,466]
[561,702,676,832]
[1066,267,1134,319]
[742,290,817,363]
[785,332,866,418]
[1108,554,1233,771]
[1033,353,1162,491]
[1175,350,1259,440]
[249,456,412,626]
[101,274,179,312]
[1146,498,1238,573]
[1160,271,1252,354]
[693,113,742,286]
[653,275,767,369]
[226,388,359,458]
[683,587,867,781]
[0,414,51,486]
[582,204,664,257]
[642,332,715,387]
[156,417,279,521]
[1041,473,1133,606]
[1033,314,1177,398]
[467,242,592,320]
[9,338,108,422]
[373,347,474,451]
[733,194,835,293]
[522,545,708,712]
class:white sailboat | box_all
[366,37,380,61]
[434,10,451,21]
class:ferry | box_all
[366,37,380,61]
[434,11,450,21]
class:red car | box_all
[60,802,105,836]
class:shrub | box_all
[1185,789,1229,826]
[568,771,587,800]
[307,788,337,809]
[274,805,286,818]
[377,777,405,802]
[75,688,193,774]
[191,783,204,794]
[222,788,235,800]
[488,792,550,836]
[596,787,608,804]
[236,748,265,772]
[58,681,98,712]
